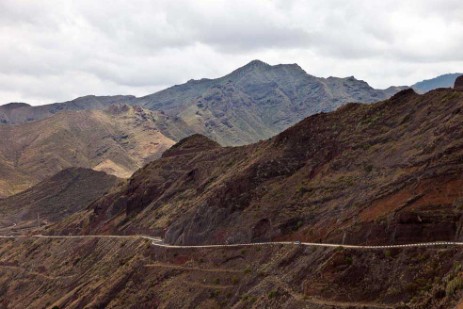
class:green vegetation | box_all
[384,249,391,258]
[364,164,373,173]
[446,277,463,295]
[345,255,353,265]
[268,290,278,299]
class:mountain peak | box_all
[162,134,221,158]
[245,59,270,67]
[1,102,31,109]
[227,60,271,76]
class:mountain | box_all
[1,60,405,147]
[0,95,135,125]
[0,105,192,198]
[0,168,121,228]
[51,87,463,248]
[9,86,461,308]
[412,73,463,93]
[1,87,463,308]
[136,60,406,145]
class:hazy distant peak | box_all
[412,73,463,93]
[1,102,31,109]
[227,59,272,76]
[245,59,270,68]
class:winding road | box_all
[0,234,463,250]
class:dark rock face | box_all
[454,75,463,91]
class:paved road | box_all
[1,234,463,250]
[150,239,463,249]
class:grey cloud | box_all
[0,0,462,105]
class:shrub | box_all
[446,277,463,295]
[345,255,353,265]
[364,165,373,173]
[268,290,278,299]
[384,249,391,258]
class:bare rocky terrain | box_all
[0,105,191,198]
[1,235,463,308]
[1,60,405,147]
[1,75,463,308]
[64,87,463,250]
[0,168,121,229]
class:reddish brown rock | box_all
[455,75,463,91]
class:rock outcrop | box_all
[455,75,463,91]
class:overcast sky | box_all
[1,0,462,105]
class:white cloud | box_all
[0,0,462,105]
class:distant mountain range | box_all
[0,61,460,198]
[0,60,405,145]
[411,73,463,94]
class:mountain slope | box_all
[1,60,405,146]
[54,87,463,248]
[0,168,121,228]
[137,60,405,145]
[0,105,192,198]
[412,73,463,93]
[0,95,135,125]
[3,87,463,308]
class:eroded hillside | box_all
[0,168,121,229]
[0,105,192,198]
[2,87,463,308]
[50,88,463,249]
[1,237,463,308]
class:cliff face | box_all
[57,87,463,247]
